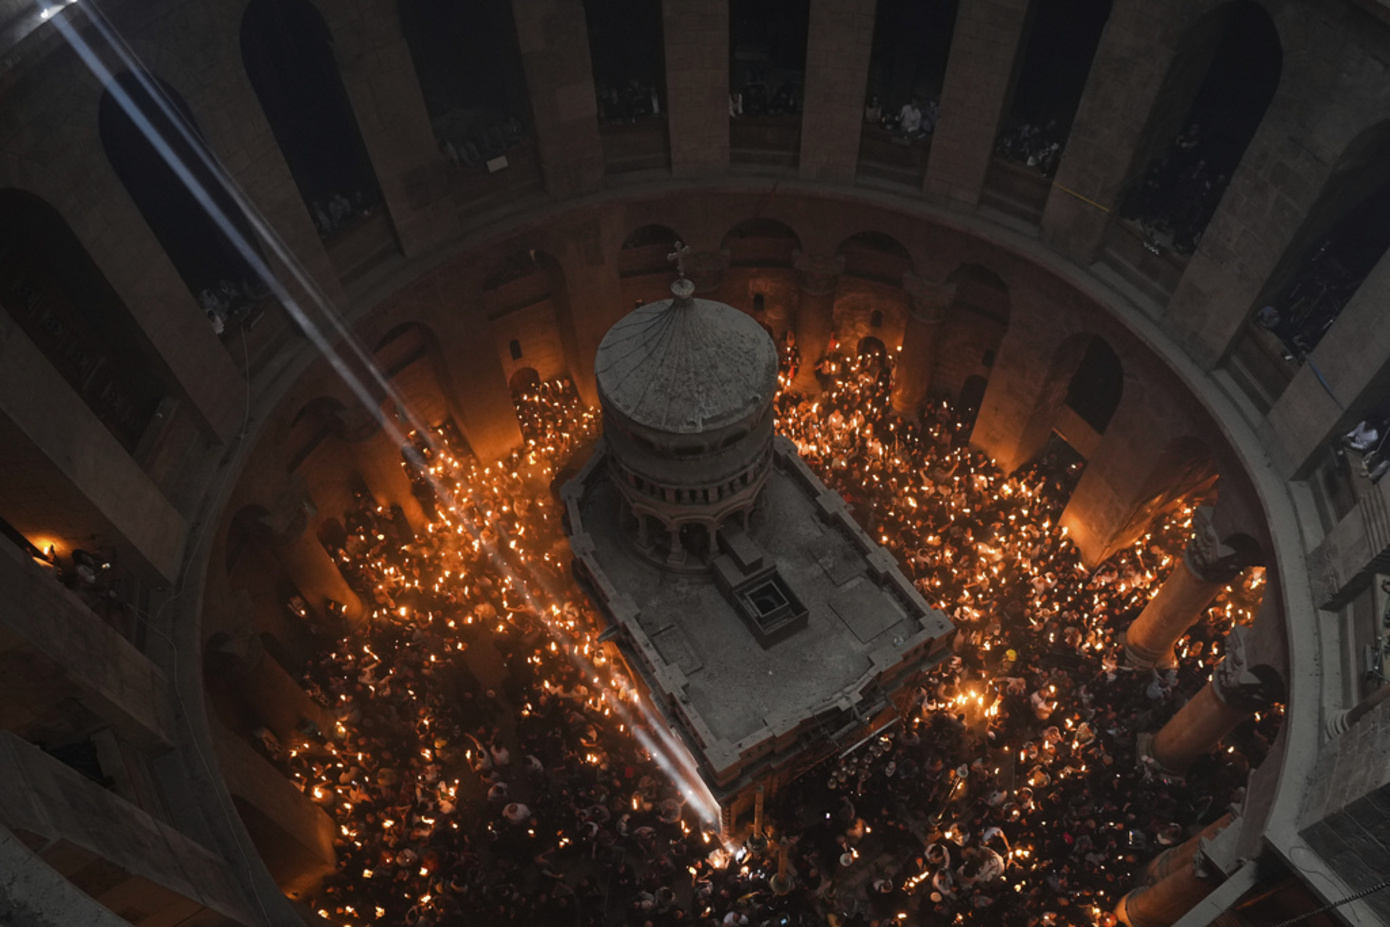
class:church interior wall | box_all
[3,0,1390,920]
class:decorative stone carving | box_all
[1183,506,1251,585]
[901,273,956,325]
[791,250,844,296]
[1211,626,1282,711]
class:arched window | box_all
[99,72,265,326]
[1117,3,1281,257]
[994,0,1112,178]
[0,190,170,451]
[859,0,960,184]
[242,0,383,239]
[1064,336,1123,433]
[398,0,531,162]
[730,0,809,166]
[584,0,665,125]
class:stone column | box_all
[798,0,877,184]
[0,733,257,925]
[1146,627,1275,775]
[512,0,605,198]
[890,274,956,415]
[1116,814,1233,927]
[275,511,363,622]
[925,0,1032,208]
[1124,507,1246,668]
[663,0,729,176]
[790,250,845,394]
[327,0,460,257]
[205,631,333,743]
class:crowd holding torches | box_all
[262,351,1277,927]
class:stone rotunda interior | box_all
[3,1,1390,925]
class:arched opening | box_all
[729,0,809,167]
[397,0,531,165]
[225,505,275,576]
[994,0,1112,177]
[1114,3,1281,262]
[935,264,1011,400]
[98,72,266,332]
[583,0,669,174]
[722,219,801,268]
[1228,122,1390,410]
[678,522,711,562]
[836,231,914,285]
[958,374,989,430]
[483,250,571,386]
[286,397,348,472]
[858,0,960,185]
[857,335,888,365]
[241,0,390,262]
[1064,335,1123,433]
[1014,332,1120,470]
[0,190,171,452]
[985,0,1112,220]
[509,366,541,395]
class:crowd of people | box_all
[1121,124,1231,256]
[310,190,381,239]
[994,118,1065,177]
[1253,237,1363,363]
[272,352,1276,927]
[864,95,937,142]
[597,79,663,125]
[434,111,529,169]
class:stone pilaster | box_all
[790,250,845,394]
[890,274,955,415]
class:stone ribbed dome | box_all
[595,281,779,435]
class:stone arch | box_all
[241,0,384,239]
[1229,120,1390,407]
[583,0,666,124]
[996,0,1113,168]
[1065,334,1124,434]
[619,225,683,278]
[483,249,572,386]
[285,397,348,472]
[934,263,1011,399]
[1014,331,1123,469]
[509,366,541,394]
[397,0,531,156]
[0,188,172,453]
[1115,1,1282,254]
[225,504,274,576]
[836,231,914,285]
[857,335,888,360]
[98,71,266,329]
[722,218,802,267]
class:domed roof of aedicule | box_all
[595,279,779,435]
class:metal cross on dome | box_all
[667,241,692,279]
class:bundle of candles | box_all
[272,355,1275,927]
